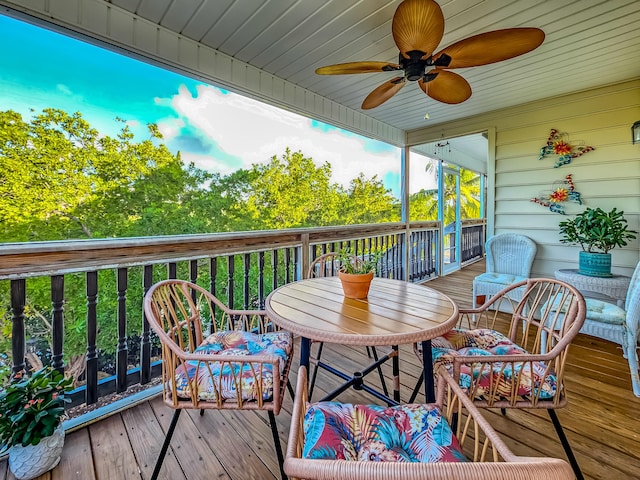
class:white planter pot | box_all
[9,424,65,480]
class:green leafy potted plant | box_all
[337,249,380,298]
[0,367,73,480]
[558,207,637,277]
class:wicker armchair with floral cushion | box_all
[284,366,574,480]
[473,233,537,311]
[143,279,294,480]
[410,278,587,480]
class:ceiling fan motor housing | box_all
[401,50,430,81]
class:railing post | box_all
[403,225,411,282]
[51,275,65,373]
[86,271,99,404]
[140,266,153,385]
[116,267,128,393]
[10,279,26,376]
[301,233,310,279]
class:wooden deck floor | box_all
[2,261,639,480]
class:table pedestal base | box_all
[315,346,400,406]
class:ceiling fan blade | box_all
[392,0,444,58]
[315,61,401,75]
[434,28,545,68]
[362,77,406,110]
[419,70,471,104]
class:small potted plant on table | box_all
[337,249,380,299]
[558,207,637,277]
[0,367,73,480]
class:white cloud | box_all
[158,85,402,191]
[56,84,72,96]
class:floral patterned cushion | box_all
[172,330,292,402]
[432,328,557,400]
[302,402,467,463]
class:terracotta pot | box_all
[338,271,374,299]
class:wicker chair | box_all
[410,278,587,480]
[473,233,537,311]
[143,280,294,480]
[551,261,640,396]
[307,253,388,400]
[285,366,574,480]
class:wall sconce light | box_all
[633,121,640,144]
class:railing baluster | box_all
[243,253,251,309]
[272,250,279,290]
[140,266,152,385]
[258,252,265,309]
[50,275,65,373]
[209,258,218,333]
[285,249,291,284]
[293,247,300,281]
[190,259,198,284]
[227,255,235,309]
[116,267,128,393]
[86,271,98,404]
[10,279,26,376]
[167,262,177,279]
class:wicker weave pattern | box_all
[450,279,585,408]
[624,263,640,395]
[557,262,640,396]
[143,279,293,413]
[285,366,574,480]
[473,233,537,308]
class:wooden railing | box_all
[0,221,483,419]
[461,220,485,264]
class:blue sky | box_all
[0,14,413,196]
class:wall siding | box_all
[409,80,640,277]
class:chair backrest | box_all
[485,233,537,277]
[307,252,341,278]
[308,252,364,278]
[144,280,276,353]
[625,260,640,325]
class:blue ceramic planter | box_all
[578,251,612,277]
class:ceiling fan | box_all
[315,0,545,109]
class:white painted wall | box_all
[408,80,640,277]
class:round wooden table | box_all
[265,276,459,403]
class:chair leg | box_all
[308,341,324,399]
[370,347,389,397]
[286,379,296,401]
[626,332,640,397]
[408,374,424,403]
[151,409,182,480]
[548,409,584,480]
[268,410,288,480]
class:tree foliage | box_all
[0,109,400,371]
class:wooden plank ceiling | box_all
[106,0,640,133]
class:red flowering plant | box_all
[0,367,73,448]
